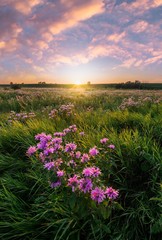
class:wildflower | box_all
[65,143,77,152]
[69,124,76,129]
[35,133,52,141]
[67,160,77,167]
[54,132,66,137]
[75,151,81,159]
[68,175,79,192]
[79,178,93,193]
[53,144,62,151]
[26,146,37,156]
[105,187,119,200]
[37,141,47,150]
[100,138,109,144]
[79,131,85,136]
[52,137,62,144]
[108,144,115,149]
[39,152,45,162]
[89,147,99,156]
[44,147,55,155]
[82,167,101,178]
[44,162,55,170]
[91,187,105,203]
[81,153,90,163]
[49,109,58,118]
[50,180,61,188]
[54,158,63,168]
[63,128,71,134]
[57,170,64,177]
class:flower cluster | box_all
[119,96,162,110]
[49,104,75,119]
[59,103,74,116]
[119,97,140,110]
[49,109,58,118]
[27,125,119,204]
[8,111,36,123]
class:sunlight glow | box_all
[74,80,82,85]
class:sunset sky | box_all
[0,0,162,84]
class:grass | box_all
[0,88,162,239]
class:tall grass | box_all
[0,88,161,239]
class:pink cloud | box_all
[129,21,148,33]
[116,58,138,68]
[14,0,42,15]
[144,55,162,65]
[48,0,104,34]
[115,0,162,18]
[0,41,6,49]
[0,0,43,15]
[36,41,49,50]
[107,32,126,43]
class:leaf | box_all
[149,197,162,202]
[113,202,124,210]
[69,193,76,209]
[99,205,111,219]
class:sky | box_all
[0,0,162,84]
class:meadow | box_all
[0,87,161,240]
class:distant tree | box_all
[10,83,21,90]
[38,81,46,84]
[115,80,143,89]
[87,81,91,85]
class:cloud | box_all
[0,0,162,83]
[123,0,162,14]
[48,0,104,34]
[0,41,6,49]
[36,41,49,50]
[0,0,43,14]
[107,32,126,43]
[129,21,148,33]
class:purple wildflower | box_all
[105,187,119,200]
[57,170,64,177]
[35,133,52,141]
[63,128,71,134]
[65,143,77,152]
[79,132,85,136]
[75,151,81,159]
[81,153,90,163]
[43,147,55,156]
[82,167,101,178]
[26,146,37,156]
[67,175,79,192]
[52,137,62,144]
[37,141,47,150]
[39,152,45,162]
[67,160,77,167]
[44,162,55,170]
[55,158,63,168]
[91,187,105,203]
[108,144,115,149]
[69,124,76,129]
[72,127,77,132]
[54,132,66,137]
[89,147,99,156]
[50,181,61,188]
[53,144,62,151]
[79,178,93,193]
[100,138,109,144]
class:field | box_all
[0,87,162,240]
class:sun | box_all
[74,80,82,85]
